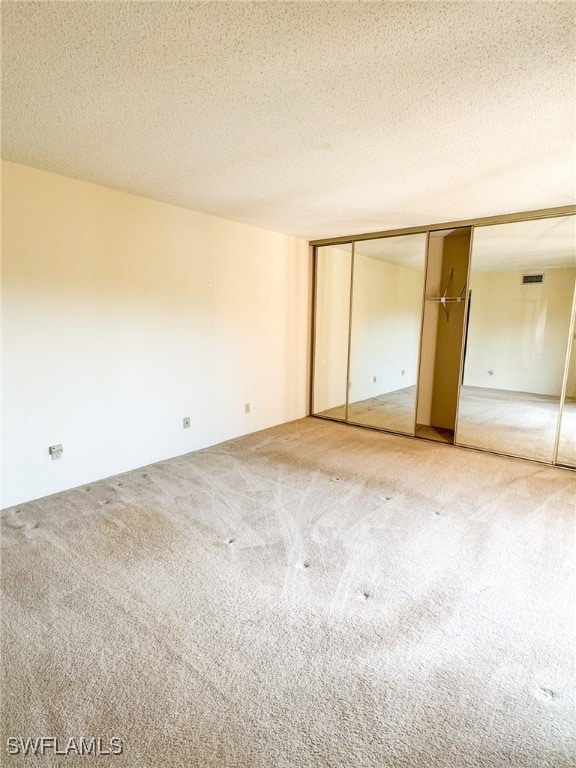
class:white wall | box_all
[349,254,423,403]
[463,267,576,397]
[1,161,310,507]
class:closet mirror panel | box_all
[456,215,576,463]
[312,244,353,420]
[347,233,427,434]
[556,302,576,467]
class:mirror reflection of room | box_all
[347,234,426,434]
[455,215,576,463]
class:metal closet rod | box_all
[309,205,576,247]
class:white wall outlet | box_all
[183,416,191,429]
[49,444,63,460]
[244,403,250,414]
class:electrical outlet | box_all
[49,444,63,461]
[183,417,191,429]
[244,403,250,414]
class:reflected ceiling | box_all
[354,234,427,269]
[471,215,576,272]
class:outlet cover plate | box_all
[49,444,63,460]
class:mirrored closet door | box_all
[312,244,353,421]
[347,234,427,434]
[455,215,576,463]
[311,208,575,468]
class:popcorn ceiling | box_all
[2,1,574,239]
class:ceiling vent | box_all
[522,274,544,285]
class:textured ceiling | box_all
[2,1,575,240]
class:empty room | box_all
[1,2,575,767]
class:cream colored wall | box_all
[463,267,576,397]
[1,161,310,507]
[349,254,423,403]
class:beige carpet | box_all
[1,417,575,767]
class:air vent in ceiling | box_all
[522,274,544,285]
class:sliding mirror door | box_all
[456,215,576,463]
[312,244,353,420]
[347,234,427,434]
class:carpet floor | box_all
[1,417,575,767]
